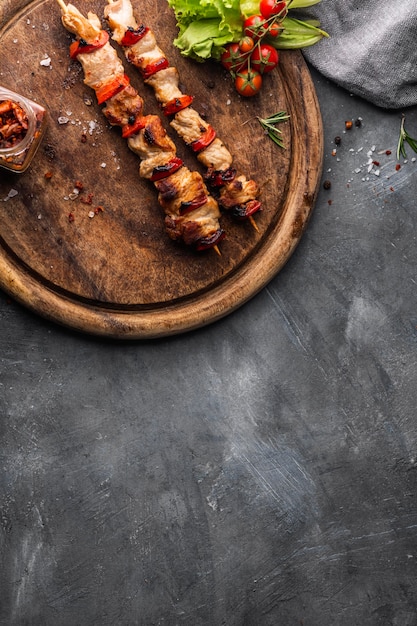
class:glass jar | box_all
[0,86,47,173]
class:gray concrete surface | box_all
[1,67,417,625]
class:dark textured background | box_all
[1,66,417,625]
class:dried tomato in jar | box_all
[0,87,47,173]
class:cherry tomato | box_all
[268,21,283,38]
[239,36,255,53]
[259,0,288,19]
[221,43,245,72]
[234,68,263,97]
[243,15,268,40]
[250,44,279,73]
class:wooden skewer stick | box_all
[55,0,68,12]
[249,216,259,233]
[213,245,221,257]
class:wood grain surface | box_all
[0,0,323,338]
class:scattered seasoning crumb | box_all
[395,163,401,171]
[390,186,394,192]
[44,171,53,179]
[331,149,337,156]
[386,150,392,155]
[328,199,332,205]
[372,160,380,166]
[100,162,106,168]
[94,205,104,214]
[44,143,56,160]
[74,180,83,190]
[323,180,331,190]
[58,116,69,125]
[68,212,75,222]
[81,132,87,143]
[88,210,95,219]
[345,120,353,130]
[334,136,341,146]
[40,56,51,67]
[355,118,362,127]
[81,193,93,204]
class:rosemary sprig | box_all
[257,111,290,149]
[397,115,417,160]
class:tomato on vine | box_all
[251,44,279,73]
[239,36,255,53]
[243,15,268,40]
[259,0,288,19]
[267,21,283,38]
[234,68,263,97]
[221,43,244,72]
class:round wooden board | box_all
[0,0,323,339]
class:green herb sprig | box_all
[397,115,417,160]
[257,111,290,149]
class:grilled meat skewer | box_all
[104,0,262,224]
[55,1,225,252]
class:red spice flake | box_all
[395,163,401,171]
[345,120,353,130]
[328,199,333,205]
[68,212,75,222]
[74,180,84,190]
[94,205,104,214]
[386,150,392,155]
[372,160,380,166]
[390,186,394,192]
[81,132,87,143]
[80,192,94,204]
[44,170,53,179]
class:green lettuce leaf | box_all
[167,0,327,61]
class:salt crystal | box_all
[40,56,51,67]
[3,189,18,201]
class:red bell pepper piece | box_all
[204,166,236,188]
[141,57,169,79]
[195,229,226,252]
[150,157,184,182]
[69,30,109,59]
[162,95,194,116]
[121,116,146,138]
[121,25,149,46]
[231,200,262,220]
[179,194,208,215]
[95,74,130,105]
[189,125,217,153]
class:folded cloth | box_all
[300,0,417,109]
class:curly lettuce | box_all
[167,0,327,61]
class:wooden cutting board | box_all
[0,0,323,339]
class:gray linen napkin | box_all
[300,0,417,109]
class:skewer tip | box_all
[213,245,222,257]
[248,215,259,233]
